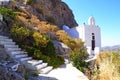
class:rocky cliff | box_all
[31,0,78,28]
[14,0,78,28]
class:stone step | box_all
[0,41,15,45]
[10,51,27,55]
[14,54,28,58]
[0,36,8,39]
[35,63,48,70]
[0,35,53,74]
[0,39,13,42]
[6,48,21,51]
[4,44,19,48]
[20,57,32,62]
[23,60,43,70]
[39,66,53,74]
[27,60,43,66]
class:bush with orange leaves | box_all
[56,30,85,51]
[38,21,58,34]
[56,30,70,42]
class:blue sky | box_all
[62,0,120,47]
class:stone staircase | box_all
[0,35,53,74]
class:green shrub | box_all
[40,40,56,56]
[33,32,56,56]
[10,24,31,44]
[22,46,36,56]
[69,49,89,72]
[47,56,64,68]
[32,32,50,47]
[32,49,64,68]
[0,7,17,19]
[22,45,64,68]
[33,71,39,76]
[45,40,56,56]
[33,49,42,59]
[34,54,64,68]
[65,37,89,72]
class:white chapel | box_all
[63,16,101,56]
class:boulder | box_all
[53,40,71,55]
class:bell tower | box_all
[85,16,101,55]
[88,16,95,25]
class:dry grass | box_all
[17,12,58,34]
[92,52,120,80]
[38,21,58,34]
[56,30,71,46]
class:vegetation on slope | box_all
[0,7,17,19]
[1,7,89,71]
[10,22,64,68]
[69,49,89,72]
[2,1,119,80]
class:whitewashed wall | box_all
[0,0,10,5]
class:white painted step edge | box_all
[35,63,48,70]
[6,48,21,51]
[39,66,53,74]
[10,51,27,55]
[14,54,28,58]
[20,57,32,61]
[0,36,8,39]
[27,60,43,66]
[0,42,15,45]
[4,45,19,48]
[0,39,13,42]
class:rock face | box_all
[28,0,78,28]
[8,0,78,28]
[53,40,71,55]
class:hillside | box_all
[13,0,78,28]
[0,0,89,80]
[0,0,78,35]
[1,1,120,80]
[102,45,120,53]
